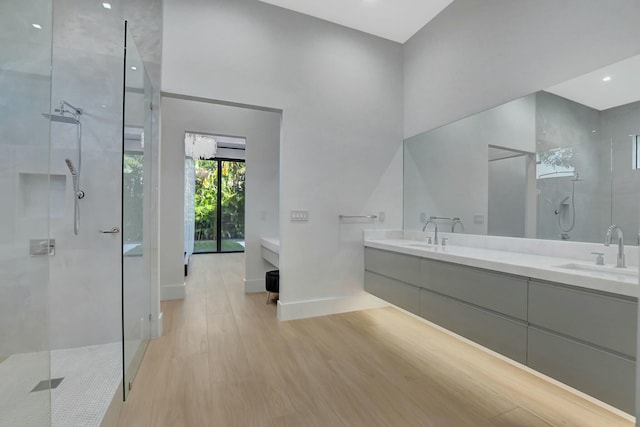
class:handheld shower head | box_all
[65,159,77,176]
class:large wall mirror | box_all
[404,54,640,245]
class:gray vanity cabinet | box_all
[365,271,421,315]
[527,280,637,413]
[364,248,421,315]
[364,248,421,286]
[418,259,528,363]
[528,280,637,357]
[419,259,527,320]
[528,327,635,413]
[363,247,637,413]
[419,289,527,363]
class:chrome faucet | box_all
[451,217,464,233]
[422,216,438,244]
[605,224,625,268]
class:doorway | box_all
[194,158,246,254]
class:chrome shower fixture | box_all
[65,158,84,236]
[56,100,82,117]
[42,113,80,124]
[42,100,83,124]
[43,101,85,236]
[65,158,77,176]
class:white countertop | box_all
[260,238,280,254]
[365,238,639,298]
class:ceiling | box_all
[257,0,454,43]
[545,54,640,111]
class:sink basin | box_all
[406,242,433,248]
[555,263,638,281]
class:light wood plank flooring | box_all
[116,253,633,426]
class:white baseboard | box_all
[277,293,389,321]
[160,283,185,301]
[244,278,264,294]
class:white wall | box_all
[160,95,280,299]
[404,0,640,139]
[161,0,403,319]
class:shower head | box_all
[65,159,77,176]
[42,113,79,125]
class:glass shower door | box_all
[122,23,153,399]
[0,1,53,425]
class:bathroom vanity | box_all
[364,233,638,414]
[261,237,280,268]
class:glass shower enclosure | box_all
[0,4,156,425]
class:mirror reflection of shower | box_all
[549,171,583,239]
[43,101,84,235]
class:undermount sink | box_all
[406,242,433,248]
[555,263,638,281]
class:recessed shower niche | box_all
[19,173,66,219]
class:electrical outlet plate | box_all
[290,210,309,222]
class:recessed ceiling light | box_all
[102,3,112,9]
[602,76,612,82]
[32,24,42,29]
[130,66,137,70]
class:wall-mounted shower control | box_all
[30,239,55,256]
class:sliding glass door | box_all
[194,159,245,254]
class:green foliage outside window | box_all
[194,160,245,246]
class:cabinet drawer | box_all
[528,280,637,357]
[420,259,527,320]
[419,289,527,363]
[365,271,420,315]
[528,327,635,414]
[364,248,420,286]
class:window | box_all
[536,147,575,179]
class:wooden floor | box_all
[116,253,633,427]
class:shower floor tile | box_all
[0,342,122,427]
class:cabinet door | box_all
[420,259,527,320]
[528,280,637,357]
[365,271,420,315]
[419,289,527,363]
[364,248,421,286]
[528,327,635,414]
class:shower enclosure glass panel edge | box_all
[122,21,153,400]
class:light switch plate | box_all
[290,210,309,222]
[473,214,485,225]
[378,211,385,223]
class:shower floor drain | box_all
[31,377,64,392]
